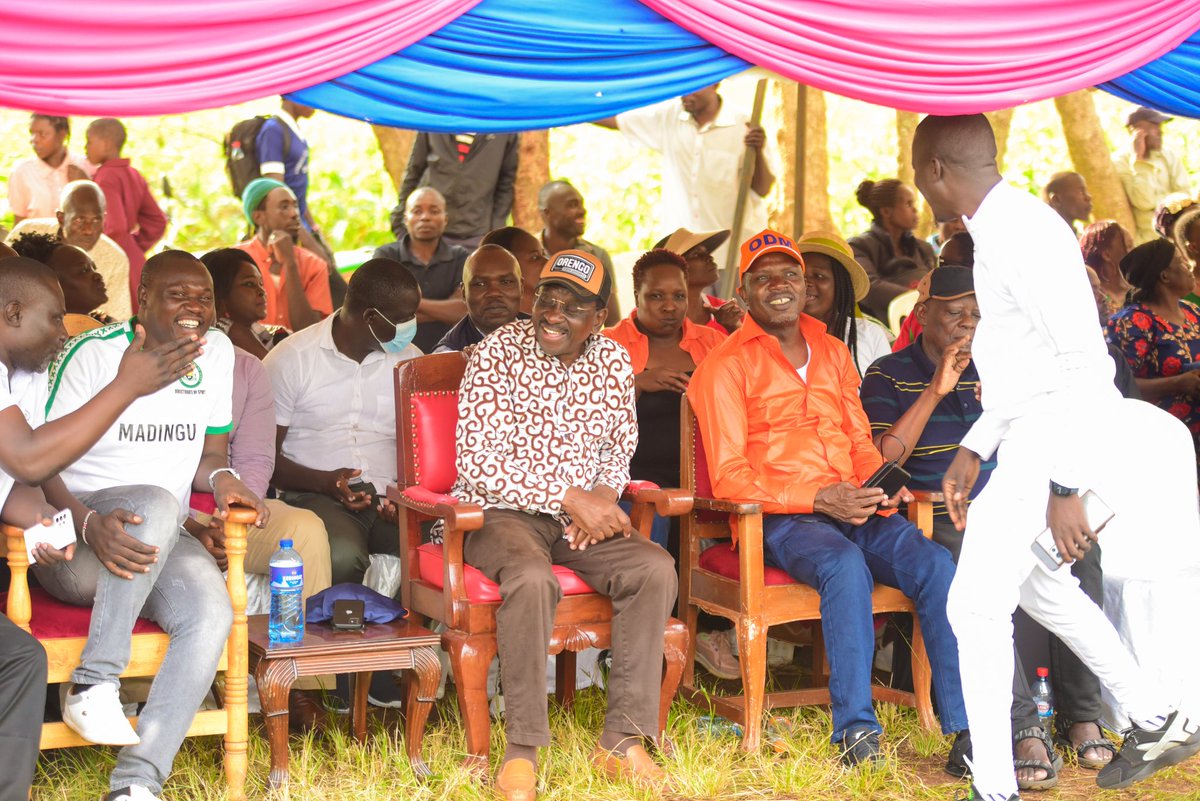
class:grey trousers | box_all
[0,614,45,801]
[35,485,232,795]
[462,508,677,746]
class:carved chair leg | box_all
[910,617,937,731]
[446,631,498,769]
[682,603,699,688]
[738,617,768,753]
[659,619,689,745]
[405,647,441,779]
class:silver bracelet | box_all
[208,467,241,490]
[80,509,98,545]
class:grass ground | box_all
[31,685,1200,801]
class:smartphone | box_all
[23,508,75,563]
[1031,490,1114,571]
[861,461,911,498]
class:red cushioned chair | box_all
[1,507,257,800]
[678,397,939,752]
[387,352,692,769]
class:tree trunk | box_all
[513,130,550,233]
[984,108,1014,171]
[772,81,831,236]
[371,125,416,197]
[1055,90,1135,232]
[897,111,918,186]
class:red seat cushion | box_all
[409,392,460,493]
[699,543,797,586]
[417,542,597,603]
[2,586,163,639]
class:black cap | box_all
[925,266,975,301]
[1127,106,1172,127]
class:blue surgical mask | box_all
[369,309,417,353]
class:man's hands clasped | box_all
[561,486,632,550]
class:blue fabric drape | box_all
[289,0,748,131]
[1101,30,1200,118]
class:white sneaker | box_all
[63,683,140,746]
[103,786,163,801]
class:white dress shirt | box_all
[960,180,1119,489]
[263,314,421,492]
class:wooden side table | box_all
[247,615,440,788]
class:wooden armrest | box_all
[221,504,259,527]
[387,485,485,532]
[621,484,693,517]
[908,490,944,504]
[694,497,762,515]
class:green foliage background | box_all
[3,82,1200,268]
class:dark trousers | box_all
[932,517,1105,733]
[0,615,46,801]
[763,512,967,741]
[282,487,399,586]
[463,509,677,746]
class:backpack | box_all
[223,115,292,199]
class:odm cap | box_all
[1127,106,1172,127]
[654,227,731,257]
[537,249,612,305]
[795,230,870,302]
[918,266,975,303]
[739,228,805,276]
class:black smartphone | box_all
[862,461,911,498]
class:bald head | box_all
[0,242,17,261]
[58,180,106,251]
[464,244,520,283]
[61,180,105,213]
[912,114,1002,223]
[0,257,60,306]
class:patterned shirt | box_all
[452,319,637,523]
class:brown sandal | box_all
[1014,726,1062,791]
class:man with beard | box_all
[236,178,332,332]
[37,250,267,800]
[538,180,620,324]
[8,181,132,320]
[912,113,1200,800]
[433,244,527,352]
[374,187,470,353]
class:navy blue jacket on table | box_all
[860,335,996,522]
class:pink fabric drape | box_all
[0,0,480,115]
[640,0,1200,113]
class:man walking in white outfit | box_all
[911,114,1200,801]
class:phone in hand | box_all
[861,461,911,499]
[1031,489,1114,571]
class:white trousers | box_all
[947,398,1199,797]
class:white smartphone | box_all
[23,508,75,563]
[1031,490,1113,571]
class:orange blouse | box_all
[603,312,726,373]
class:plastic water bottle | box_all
[695,714,743,739]
[1032,666,1055,723]
[268,539,304,644]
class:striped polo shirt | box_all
[860,335,996,519]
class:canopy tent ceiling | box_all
[1,0,1200,127]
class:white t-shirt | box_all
[617,97,771,257]
[848,316,893,378]
[46,320,234,519]
[263,314,421,492]
[0,361,49,515]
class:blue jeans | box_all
[762,512,967,741]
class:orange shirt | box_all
[603,312,726,373]
[688,313,884,516]
[236,238,333,330]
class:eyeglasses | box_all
[533,291,596,320]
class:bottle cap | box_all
[1036,667,1049,677]
[280,538,293,549]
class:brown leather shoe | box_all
[591,743,666,788]
[495,757,536,801]
[287,689,327,732]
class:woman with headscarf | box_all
[847,178,935,319]
[798,231,892,378]
[1079,220,1134,319]
[1106,238,1200,462]
[1155,194,1200,305]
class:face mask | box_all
[369,309,417,353]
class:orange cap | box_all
[739,229,805,276]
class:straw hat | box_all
[794,231,870,302]
[653,227,731,257]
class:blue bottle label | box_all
[270,565,303,590]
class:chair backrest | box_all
[887,289,920,335]
[680,395,714,498]
[395,352,468,493]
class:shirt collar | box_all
[735,311,829,349]
[517,318,603,366]
[275,108,303,140]
[910,334,937,374]
[676,96,738,132]
[398,233,453,266]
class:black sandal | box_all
[1014,726,1062,791]
[1054,718,1118,770]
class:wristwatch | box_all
[1049,480,1078,497]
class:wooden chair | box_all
[387,352,692,769]
[678,398,940,751]
[2,506,255,800]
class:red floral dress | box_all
[1106,301,1200,461]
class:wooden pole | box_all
[720,79,768,299]
[793,83,807,239]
